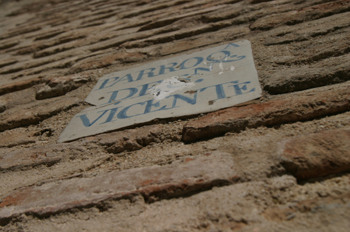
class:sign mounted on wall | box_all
[59,40,262,142]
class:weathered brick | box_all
[182,86,350,142]
[0,152,239,219]
[157,26,249,56]
[32,29,65,41]
[138,5,226,31]
[247,0,273,4]
[26,57,78,76]
[278,128,350,180]
[0,97,80,132]
[0,100,6,113]
[0,132,35,148]
[0,40,19,50]
[264,54,350,94]
[36,72,91,100]
[91,124,181,154]
[0,76,42,96]
[0,146,60,172]
[250,0,350,31]
[0,58,18,69]
[69,51,146,73]
[264,11,350,46]
[0,143,87,172]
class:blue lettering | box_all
[207,51,245,63]
[97,74,134,90]
[144,99,168,114]
[194,67,211,75]
[78,107,118,127]
[228,81,255,95]
[117,102,146,119]
[98,78,113,90]
[224,43,239,50]
[158,63,177,75]
[200,82,239,100]
[101,107,122,124]
[167,93,198,108]
[107,88,138,104]
[180,57,203,70]
[136,68,156,81]
[138,81,162,97]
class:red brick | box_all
[278,128,350,180]
[182,86,350,142]
[0,152,239,219]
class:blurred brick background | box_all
[0,0,350,231]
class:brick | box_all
[87,31,151,52]
[264,11,350,46]
[26,57,78,76]
[0,143,86,172]
[0,40,19,50]
[200,6,241,23]
[32,29,65,41]
[12,32,87,56]
[123,23,227,49]
[0,76,42,96]
[0,100,6,113]
[250,0,350,31]
[6,25,42,37]
[0,58,18,69]
[36,72,91,100]
[182,86,350,142]
[278,128,350,180]
[0,152,240,219]
[264,54,350,94]
[157,26,249,56]
[33,42,77,58]
[138,5,226,31]
[91,124,181,154]
[0,97,80,132]
[247,0,273,4]
[0,146,59,172]
[69,51,146,73]
[0,132,35,148]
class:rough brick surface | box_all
[0,147,61,172]
[90,124,182,154]
[0,152,239,219]
[264,54,350,94]
[0,97,80,132]
[36,72,91,100]
[0,132,35,148]
[182,85,350,142]
[1,0,350,230]
[279,128,350,180]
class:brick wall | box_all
[0,0,350,231]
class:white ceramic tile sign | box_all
[59,40,261,142]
